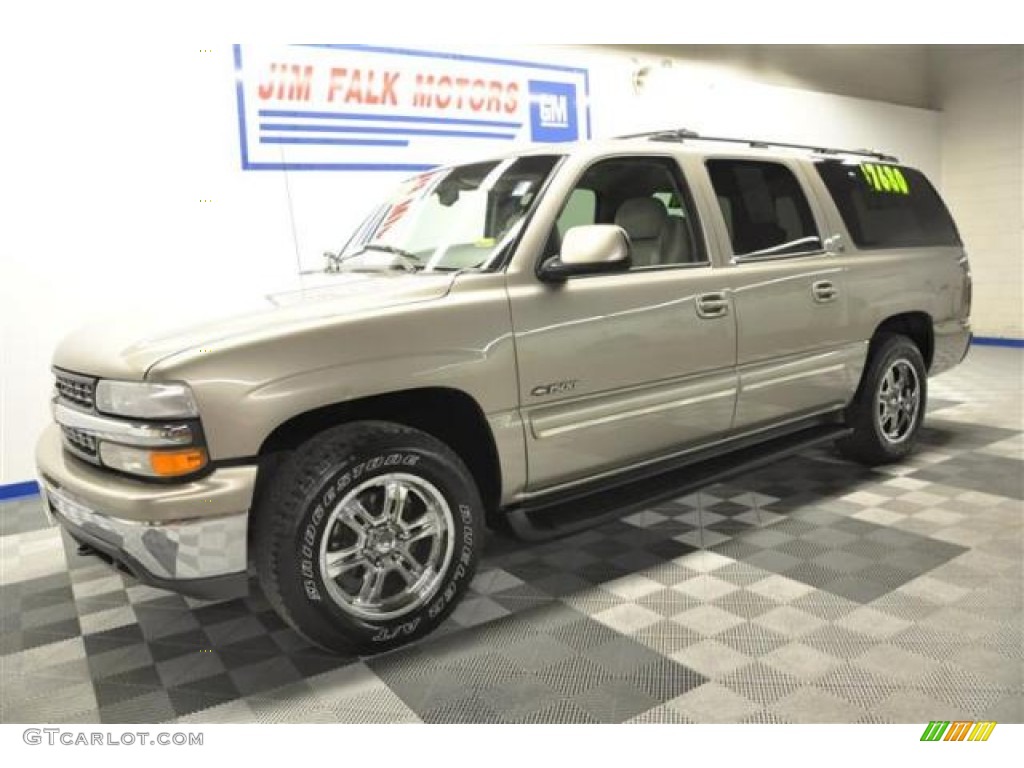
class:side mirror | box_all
[539,225,632,282]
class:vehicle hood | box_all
[52,271,457,380]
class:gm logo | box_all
[528,80,578,142]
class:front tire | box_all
[253,421,484,654]
[837,334,927,465]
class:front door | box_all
[508,155,738,492]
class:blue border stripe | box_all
[260,124,516,140]
[233,45,250,170]
[972,336,1024,348]
[257,109,523,129]
[583,68,592,139]
[297,44,589,76]
[244,162,437,171]
[0,480,39,501]
[261,136,409,147]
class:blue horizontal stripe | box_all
[972,336,1024,349]
[260,137,409,147]
[244,162,437,172]
[260,123,515,140]
[294,44,588,76]
[0,480,40,501]
[257,109,522,129]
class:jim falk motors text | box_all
[257,62,522,114]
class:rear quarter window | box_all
[816,161,961,249]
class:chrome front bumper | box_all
[36,425,254,600]
[43,483,249,599]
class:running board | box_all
[503,424,852,542]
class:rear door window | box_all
[816,161,961,248]
[707,160,822,258]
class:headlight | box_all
[95,381,199,419]
[99,443,208,478]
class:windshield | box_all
[336,155,561,273]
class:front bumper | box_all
[36,425,255,600]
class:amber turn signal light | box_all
[149,448,208,477]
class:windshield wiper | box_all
[335,243,423,272]
[360,243,422,262]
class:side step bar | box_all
[503,423,852,542]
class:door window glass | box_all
[707,160,822,258]
[549,157,706,269]
[556,188,597,234]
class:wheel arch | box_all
[255,387,503,522]
[871,311,934,370]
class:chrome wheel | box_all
[875,359,920,444]
[318,473,454,621]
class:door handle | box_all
[696,292,730,319]
[811,280,838,303]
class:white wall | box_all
[935,46,1023,340]
[0,43,943,485]
[582,52,941,174]
[596,45,936,109]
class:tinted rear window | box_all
[708,159,822,258]
[816,161,961,249]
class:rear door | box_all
[700,157,866,430]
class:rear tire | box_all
[252,421,484,654]
[837,334,927,465]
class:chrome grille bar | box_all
[54,403,193,447]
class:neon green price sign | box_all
[860,163,910,195]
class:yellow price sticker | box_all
[860,163,910,195]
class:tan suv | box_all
[36,129,972,652]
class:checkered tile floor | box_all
[2,347,1021,723]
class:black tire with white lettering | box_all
[253,421,483,654]
[837,334,928,466]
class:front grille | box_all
[55,370,95,411]
[62,426,99,458]
[55,371,95,410]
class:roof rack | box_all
[615,128,899,163]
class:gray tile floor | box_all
[1,346,1021,723]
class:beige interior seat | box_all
[614,198,668,267]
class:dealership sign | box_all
[233,45,591,171]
